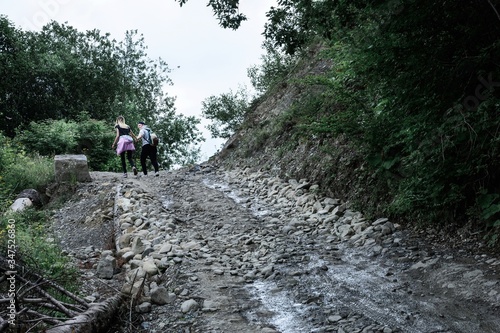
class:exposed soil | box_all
[49,167,500,333]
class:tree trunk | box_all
[44,294,124,333]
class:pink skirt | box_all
[116,136,135,155]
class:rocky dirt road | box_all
[51,166,500,333]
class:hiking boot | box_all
[133,167,138,176]
[155,171,159,177]
[123,173,128,178]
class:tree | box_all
[0,18,203,167]
[0,16,31,137]
[201,86,249,139]
[264,0,500,227]
[112,30,203,167]
[0,19,125,134]
[174,0,247,29]
[143,99,204,169]
[247,40,296,95]
[174,0,363,55]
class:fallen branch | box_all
[23,309,64,325]
[0,316,9,331]
[45,293,125,333]
[20,270,89,308]
[15,275,77,317]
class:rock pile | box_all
[92,166,409,332]
[53,168,500,333]
[221,167,400,253]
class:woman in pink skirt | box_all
[111,116,138,178]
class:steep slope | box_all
[213,46,391,226]
[211,45,499,252]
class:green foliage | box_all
[0,135,76,283]
[352,0,500,226]
[477,191,500,247]
[477,192,500,227]
[174,0,500,232]
[202,86,249,139]
[0,135,54,211]
[0,18,201,166]
[2,154,54,195]
[0,135,17,211]
[75,115,116,170]
[264,0,369,55]
[152,110,204,169]
[16,119,79,156]
[247,40,297,95]
[247,0,500,232]
[15,118,116,170]
[175,0,247,29]
[0,18,123,135]
[0,209,78,282]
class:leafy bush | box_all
[3,153,54,194]
[202,86,250,139]
[0,135,54,211]
[0,135,16,210]
[0,138,77,284]
[0,209,78,283]
[269,1,500,235]
[15,117,115,170]
[259,20,500,235]
[75,116,116,170]
[16,119,79,156]
[247,40,298,96]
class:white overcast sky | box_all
[1,0,275,161]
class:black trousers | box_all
[120,150,135,173]
[140,144,159,175]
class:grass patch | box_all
[0,208,79,290]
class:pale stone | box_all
[143,260,158,276]
[96,256,116,279]
[181,299,198,313]
[151,287,176,305]
[10,198,33,212]
[54,154,91,182]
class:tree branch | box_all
[23,309,65,325]
[0,316,9,332]
[487,0,500,22]
[21,270,89,308]
[15,275,77,317]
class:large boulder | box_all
[16,189,43,207]
[54,155,92,183]
[10,189,44,212]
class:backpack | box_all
[151,132,159,146]
[146,128,159,146]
